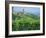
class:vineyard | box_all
[12,11,40,31]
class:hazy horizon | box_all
[12,7,40,16]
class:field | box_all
[12,11,40,31]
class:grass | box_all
[12,12,40,31]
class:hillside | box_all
[12,12,40,31]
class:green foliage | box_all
[12,12,40,31]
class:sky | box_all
[12,7,40,15]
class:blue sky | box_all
[12,7,40,15]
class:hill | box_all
[12,12,40,31]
